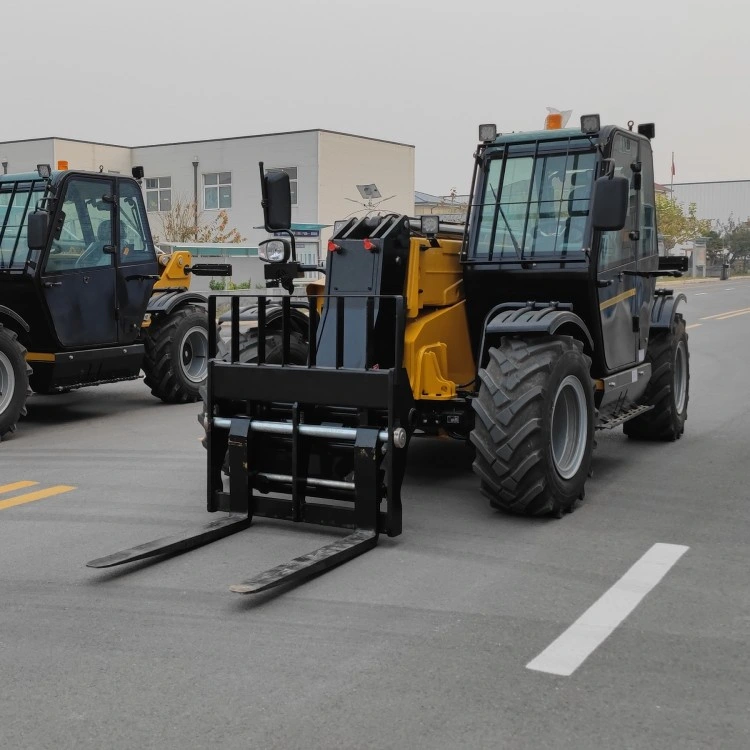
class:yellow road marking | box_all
[599,288,636,311]
[0,481,39,495]
[700,306,750,321]
[686,324,702,330]
[716,310,750,321]
[0,485,76,511]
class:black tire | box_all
[624,314,689,441]
[470,335,595,517]
[143,304,209,404]
[215,327,309,365]
[0,324,32,441]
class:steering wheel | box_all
[75,242,104,268]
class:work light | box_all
[580,114,601,135]
[259,238,290,263]
[420,215,440,236]
[478,124,497,143]
[37,164,51,179]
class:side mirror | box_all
[27,210,50,250]
[259,163,291,231]
[591,176,629,231]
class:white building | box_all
[0,130,415,272]
[671,180,750,228]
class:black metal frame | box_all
[88,292,413,595]
[0,178,47,270]
[463,134,598,269]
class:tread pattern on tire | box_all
[470,336,592,517]
[624,314,689,441]
[0,323,32,441]
[143,305,206,404]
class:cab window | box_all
[598,134,639,270]
[119,180,156,265]
[45,178,114,272]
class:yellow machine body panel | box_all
[404,301,475,399]
[405,237,464,318]
[402,237,475,400]
[153,250,193,291]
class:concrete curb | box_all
[657,276,750,288]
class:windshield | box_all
[0,183,45,269]
[473,149,596,261]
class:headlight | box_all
[259,238,290,263]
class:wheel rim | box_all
[0,350,15,415]
[180,326,208,383]
[674,340,687,414]
[551,375,588,480]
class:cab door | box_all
[115,179,159,344]
[41,176,118,348]
[596,133,640,372]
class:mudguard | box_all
[147,290,207,316]
[481,302,594,364]
[0,305,30,333]
[650,292,686,331]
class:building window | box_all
[266,167,298,205]
[145,177,172,212]
[204,172,232,210]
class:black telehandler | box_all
[88,115,690,595]
[0,165,230,440]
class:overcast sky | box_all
[2,0,747,194]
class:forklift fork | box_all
[87,292,411,594]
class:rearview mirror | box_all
[260,164,291,231]
[27,210,50,250]
[591,176,629,231]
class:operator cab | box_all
[0,165,158,353]
[463,115,658,377]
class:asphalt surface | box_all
[1,278,749,749]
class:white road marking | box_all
[686,323,702,330]
[526,543,689,677]
[695,292,708,296]
[724,287,734,291]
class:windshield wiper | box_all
[487,182,522,259]
[496,204,522,259]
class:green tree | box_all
[702,217,750,271]
[656,194,711,251]
[728,223,750,271]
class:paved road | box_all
[1,279,749,749]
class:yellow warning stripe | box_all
[0,481,39,495]
[0,485,76,511]
[715,310,750,321]
[599,288,636,311]
[25,352,56,362]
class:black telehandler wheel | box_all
[470,335,595,517]
[624,314,689,441]
[0,324,32,441]
[143,304,209,404]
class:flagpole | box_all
[670,151,674,199]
